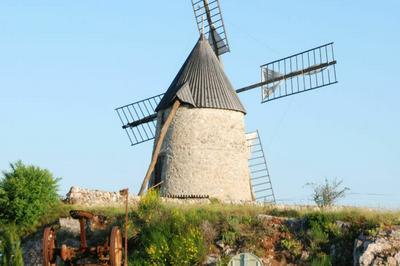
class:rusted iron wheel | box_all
[42,227,56,266]
[109,226,123,266]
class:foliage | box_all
[268,208,301,218]
[307,220,330,254]
[209,197,220,204]
[8,187,399,265]
[306,178,350,208]
[137,189,163,218]
[220,216,240,246]
[0,224,24,266]
[280,238,303,258]
[310,253,332,266]
[0,161,61,232]
[130,190,206,265]
[303,212,366,265]
[200,220,217,250]
[128,200,400,265]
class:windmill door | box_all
[154,154,165,189]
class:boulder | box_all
[354,226,400,266]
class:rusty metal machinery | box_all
[42,210,123,266]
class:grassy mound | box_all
[18,192,400,265]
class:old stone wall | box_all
[152,105,253,202]
[64,186,213,206]
[64,186,140,206]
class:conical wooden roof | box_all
[155,34,246,114]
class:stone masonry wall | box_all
[64,186,139,206]
[152,105,253,202]
[64,186,213,206]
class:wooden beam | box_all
[203,0,219,58]
[138,100,181,196]
[122,113,157,129]
[236,60,337,94]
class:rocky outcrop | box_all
[354,226,400,266]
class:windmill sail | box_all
[208,25,229,55]
[236,43,338,103]
[260,42,337,103]
[191,0,230,56]
[116,43,338,146]
[115,94,163,146]
[246,131,276,203]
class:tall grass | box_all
[17,198,400,265]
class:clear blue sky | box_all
[0,1,399,208]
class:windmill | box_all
[115,0,337,202]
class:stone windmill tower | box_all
[115,0,338,203]
[147,34,253,201]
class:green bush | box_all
[310,253,332,266]
[280,238,303,258]
[220,216,240,246]
[307,222,329,254]
[0,161,60,231]
[130,191,205,265]
[0,224,24,266]
[303,212,361,265]
[137,189,163,218]
[169,226,204,265]
[306,178,349,208]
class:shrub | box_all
[303,212,360,265]
[307,222,329,254]
[220,216,241,246]
[306,178,349,208]
[169,226,204,265]
[138,189,162,218]
[131,191,205,265]
[310,253,332,266]
[200,220,217,249]
[0,161,60,231]
[0,224,23,266]
[280,238,303,258]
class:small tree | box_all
[0,161,61,231]
[306,178,349,208]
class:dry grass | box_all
[41,201,400,229]
[161,202,400,226]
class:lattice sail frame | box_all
[260,43,337,103]
[246,131,276,203]
[191,0,230,56]
[115,94,163,146]
[115,43,338,146]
